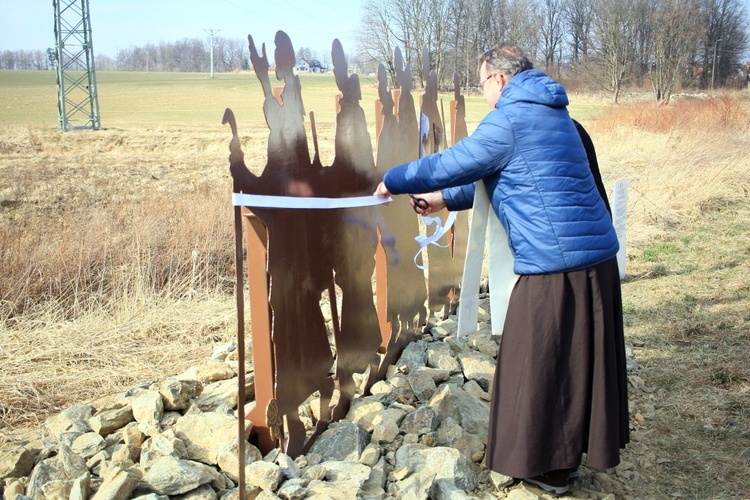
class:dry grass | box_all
[584,93,750,498]
[0,295,237,438]
[585,93,750,251]
[0,128,237,319]
[620,200,750,498]
[1,78,750,497]
[0,126,245,442]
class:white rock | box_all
[216,439,263,483]
[89,405,134,436]
[394,444,477,491]
[159,379,204,411]
[174,412,247,465]
[71,432,106,459]
[130,390,165,427]
[92,464,141,500]
[456,350,495,392]
[428,384,489,437]
[178,362,237,384]
[140,456,220,496]
[245,460,283,491]
[0,444,36,479]
[195,379,242,412]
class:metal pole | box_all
[233,205,247,500]
[711,38,721,91]
[204,29,219,78]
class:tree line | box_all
[0,37,249,74]
[357,0,749,102]
[0,49,53,70]
[98,37,249,73]
[2,0,748,103]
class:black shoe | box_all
[523,469,573,496]
[569,468,580,483]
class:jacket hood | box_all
[498,69,569,109]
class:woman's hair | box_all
[479,43,533,77]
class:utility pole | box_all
[711,38,722,91]
[204,29,219,78]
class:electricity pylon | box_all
[53,0,101,131]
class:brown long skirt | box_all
[485,257,629,478]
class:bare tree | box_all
[358,0,402,85]
[296,47,312,64]
[631,0,654,86]
[96,54,115,70]
[426,0,452,85]
[540,0,566,74]
[479,0,501,51]
[649,0,701,102]
[390,0,429,86]
[0,49,53,70]
[358,0,453,88]
[699,0,750,89]
[592,0,638,102]
[444,0,469,87]
[352,0,749,95]
[565,0,594,64]
[504,0,543,63]
[211,38,245,72]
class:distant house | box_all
[309,60,326,73]
[295,59,327,74]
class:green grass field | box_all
[0,69,605,132]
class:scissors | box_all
[409,194,430,214]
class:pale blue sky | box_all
[2,0,748,61]
[0,0,364,59]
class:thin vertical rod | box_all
[233,205,247,500]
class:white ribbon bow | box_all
[413,211,458,270]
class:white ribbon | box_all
[457,180,518,337]
[413,211,458,270]
[232,192,392,209]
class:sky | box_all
[2,0,749,61]
[0,0,365,59]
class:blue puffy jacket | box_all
[383,69,619,275]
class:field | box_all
[1,69,750,498]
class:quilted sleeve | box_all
[383,111,514,196]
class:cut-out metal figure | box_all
[224,32,468,463]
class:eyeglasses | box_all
[478,73,494,88]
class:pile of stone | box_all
[1,300,640,499]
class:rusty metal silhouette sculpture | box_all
[372,47,428,376]
[326,39,384,421]
[224,32,470,472]
[446,72,471,301]
[227,31,337,458]
[418,45,468,319]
